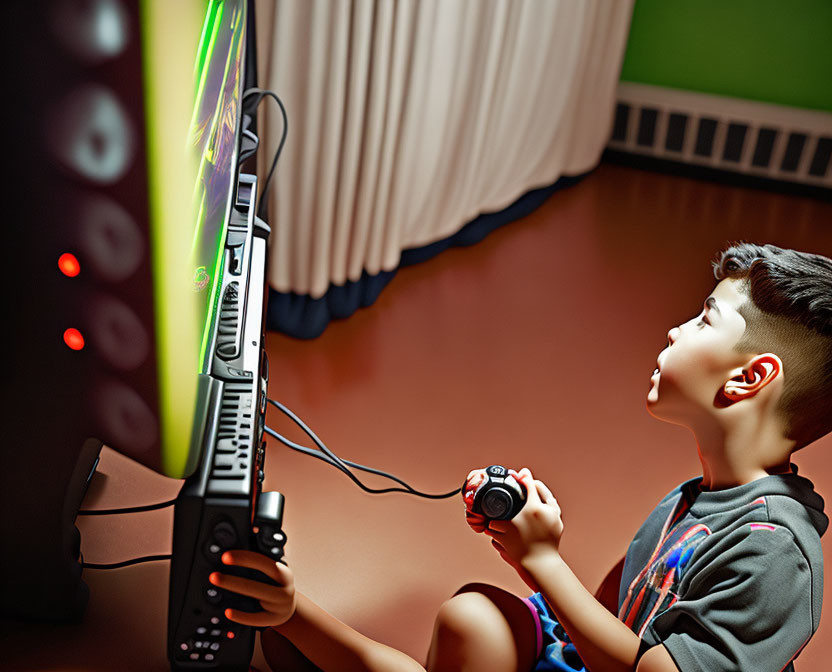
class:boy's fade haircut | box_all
[714,242,832,448]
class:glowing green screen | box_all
[142,0,246,477]
[190,0,246,370]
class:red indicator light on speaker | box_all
[64,328,85,351]
[58,253,81,277]
[226,631,236,640]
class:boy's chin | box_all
[646,382,665,414]
[646,398,699,431]
[646,392,689,425]
[647,403,680,426]
[646,397,664,420]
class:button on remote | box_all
[206,587,222,605]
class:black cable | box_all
[80,552,172,570]
[264,425,419,491]
[265,400,460,499]
[268,398,364,481]
[266,425,458,498]
[265,425,424,496]
[241,87,288,221]
[78,499,177,515]
[265,425,425,494]
[238,127,260,164]
[265,426,351,478]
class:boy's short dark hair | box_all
[713,243,832,448]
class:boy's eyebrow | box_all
[705,297,721,315]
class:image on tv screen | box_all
[190,0,246,370]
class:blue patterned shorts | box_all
[521,593,587,671]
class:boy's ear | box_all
[722,354,783,402]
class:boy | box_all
[212,242,831,671]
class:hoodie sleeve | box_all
[641,524,814,672]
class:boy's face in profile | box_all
[647,278,753,427]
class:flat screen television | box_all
[146,0,252,479]
[2,0,272,640]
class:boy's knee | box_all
[429,589,499,671]
[429,584,536,672]
[435,588,493,640]
[434,582,526,644]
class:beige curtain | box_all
[255,0,633,298]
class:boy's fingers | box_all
[490,538,508,560]
[273,559,293,584]
[467,520,487,533]
[464,470,487,493]
[466,511,487,532]
[221,550,285,583]
[487,519,510,534]
[259,596,294,614]
[512,468,540,503]
[535,480,556,504]
[466,469,486,482]
[224,607,281,628]
[465,513,486,532]
[210,572,287,603]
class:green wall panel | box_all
[620,0,832,113]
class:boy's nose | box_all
[667,327,680,346]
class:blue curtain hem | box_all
[267,170,591,339]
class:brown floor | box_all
[4,162,831,671]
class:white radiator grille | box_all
[608,82,832,189]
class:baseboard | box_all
[608,82,832,193]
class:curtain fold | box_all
[255,0,633,312]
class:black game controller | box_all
[168,486,288,671]
[168,378,288,672]
[468,465,526,520]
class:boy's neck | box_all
[692,414,794,491]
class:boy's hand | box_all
[208,550,297,627]
[462,468,488,533]
[484,468,563,568]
